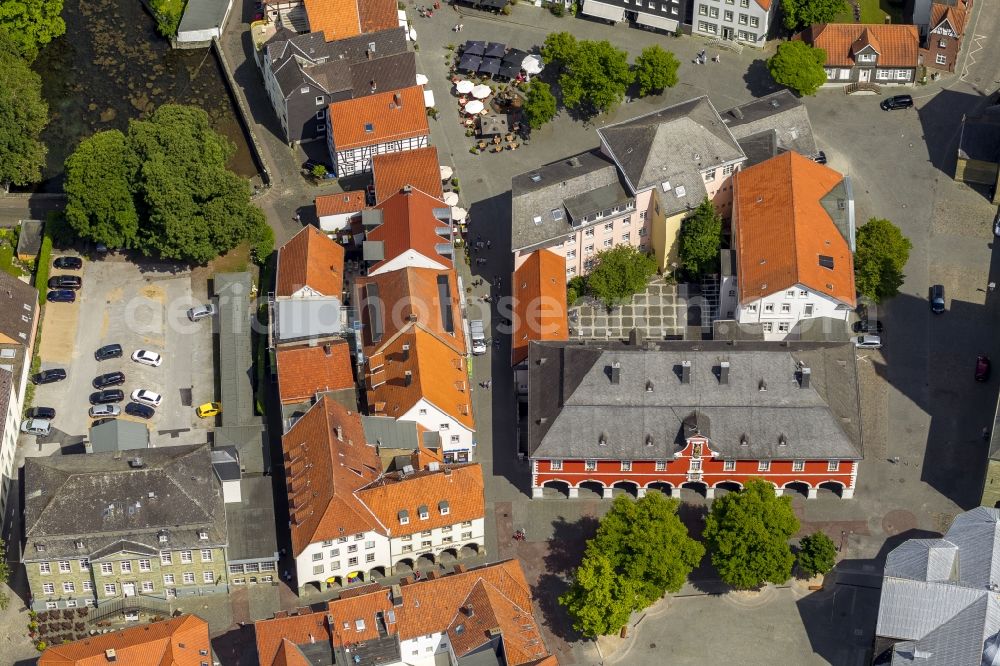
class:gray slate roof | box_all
[0,270,38,348]
[527,340,862,461]
[225,475,279,563]
[876,507,1000,665]
[362,415,420,450]
[88,420,150,453]
[597,96,744,205]
[23,444,227,561]
[721,90,818,162]
[177,0,230,33]
[510,151,628,252]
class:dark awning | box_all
[497,62,521,79]
[479,0,508,7]
[502,48,529,65]
[484,42,506,59]
[463,40,486,56]
[478,57,501,76]
[457,53,483,73]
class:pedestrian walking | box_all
[294,213,301,223]
[989,281,996,293]
[714,53,720,63]
[459,23,464,30]
[486,240,492,249]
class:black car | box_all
[91,417,117,427]
[880,94,914,111]
[125,402,155,419]
[48,275,82,290]
[32,368,66,384]
[93,371,126,389]
[53,256,83,270]
[94,344,123,361]
[47,290,76,303]
[852,319,884,334]
[89,389,124,405]
[27,407,56,420]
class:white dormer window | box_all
[439,501,450,516]
[399,510,410,525]
[198,530,208,540]
[418,505,429,520]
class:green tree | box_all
[566,275,586,306]
[767,41,828,97]
[523,80,558,129]
[560,40,634,115]
[633,45,680,97]
[64,104,269,264]
[585,244,656,306]
[703,478,800,589]
[0,1,66,61]
[797,531,837,577]
[541,31,578,70]
[311,164,328,179]
[854,217,912,302]
[678,198,722,277]
[0,32,48,186]
[558,551,637,638]
[781,0,848,31]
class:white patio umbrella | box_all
[471,84,492,99]
[455,79,474,94]
[522,54,543,75]
[443,192,460,206]
[451,206,468,222]
[464,99,484,115]
[409,27,417,40]
[415,73,429,85]
[439,165,454,180]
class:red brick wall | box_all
[923,35,960,72]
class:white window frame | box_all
[828,460,840,472]
[551,460,563,471]
[723,460,736,471]
[935,53,947,65]
[104,583,117,597]
[621,461,632,472]
[62,581,75,593]
[585,460,597,472]
[42,582,55,594]
[39,562,51,575]
[792,460,805,472]
[758,461,771,472]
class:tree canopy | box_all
[0,1,66,61]
[782,0,848,31]
[560,494,703,637]
[767,41,828,97]
[560,40,634,115]
[634,45,680,97]
[0,32,48,186]
[585,244,656,306]
[678,198,722,277]
[523,80,558,130]
[541,31,578,71]
[797,531,837,577]
[64,104,268,264]
[703,479,800,589]
[854,217,912,303]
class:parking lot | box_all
[27,255,218,454]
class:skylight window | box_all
[364,123,374,132]
[818,255,835,270]
[551,208,564,221]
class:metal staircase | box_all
[87,596,172,624]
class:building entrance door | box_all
[123,582,135,597]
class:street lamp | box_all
[670,262,679,282]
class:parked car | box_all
[48,275,82,290]
[931,284,946,313]
[125,402,155,419]
[89,389,125,405]
[854,335,883,349]
[89,404,121,418]
[880,94,914,111]
[95,344,123,361]
[47,289,76,303]
[852,319,884,334]
[93,371,126,389]
[32,368,66,384]
[53,256,83,270]
[131,349,162,367]
[131,389,162,407]
[90,417,116,427]
[977,355,992,382]
[20,419,51,436]
[196,402,222,418]
[187,304,217,322]
[26,407,55,420]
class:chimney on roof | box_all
[488,627,502,637]
[128,457,144,469]
[335,425,343,441]
[393,92,402,108]
[681,360,691,385]
[324,343,333,356]
[401,344,410,361]
[610,362,620,384]
[370,78,376,92]
[799,367,811,389]
[105,648,117,662]
[719,361,730,385]
[453,563,466,574]
[391,584,403,606]
[404,371,413,387]
[759,379,767,392]
[628,328,643,347]
[463,604,475,617]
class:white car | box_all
[131,349,162,367]
[21,418,52,436]
[854,335,882,349]
[130,389,162,407]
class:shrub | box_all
[798,532,837,577]
[36,641,47,652]
[35,231,52,304]
[567,275,585,305]
[451,177,460,186]
[549,2,564,15]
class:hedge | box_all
[35,233,52,304]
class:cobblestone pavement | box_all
[569,281,684,340]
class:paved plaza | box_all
[569,281,686,340]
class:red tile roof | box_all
[368,188,453,274]
[39,615,210,666]
[358,464,484,537]
[511,249,569,366]
[754,0,772,9]
[275,340,354,404]
[931,3,967,35]
[372,147,444,203]
[304,0,360,41]
[801,23,919,68]
[255,612,334,666]
[359,0,399,32]
[733,151,856,308]
[282,397,383,556]
[276,226,345,298]
[315,190,366,218]
[329,86,429,151]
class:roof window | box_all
[818,255,834,269]
[364,123,374,133]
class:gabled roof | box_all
[372,146,444,203]
[275,340,354,405]
[800,23,919,68]
[39,614,210,666]
[356,266,466,358]
[852,27,881,55]
[722,91,818,164]
[733,151,856,307]
[754,0,772,9]
[281,397,383,556]
[328,86,429,151]
[930,3,967,35]
[366,328,475,431]
[512,249,568,366]
[304,0,361,41]
[368,188,453,273]
[276,226,345,298]
[597,96,744,198]
[358,464,484,537]
[358,0,399,33]
[315,190,366,218]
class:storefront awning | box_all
[582,0,624,21]
[635,11,678,31]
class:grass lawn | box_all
[834,0,904,25]
[0,243,24,279]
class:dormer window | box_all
[198,530,208,541]
[418,505,429,520]
[35,543,46,553]
[398,510,409,525]
[438,501,450,516]
[364,123,374,133]
[158,531,169,543]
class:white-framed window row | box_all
[749,15,758,27]
[792,460,805,472]
[758,460,770,472]
[828,460,840,472]
[550,459,563,471]
[935,53,947,65]
[723,460,736,471]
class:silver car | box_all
[854,335,882,349]
[187,303,217,322]
[89,404,121,418]
[21,418,52,436]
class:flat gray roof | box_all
[177,0,232,33]
[274,298,343,341]
[225,475,278,563]
[88,420,150,453]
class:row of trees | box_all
[559,480,837,638]
[0,28,54,188]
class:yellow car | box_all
[196,402,222,418]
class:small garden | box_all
[0,227,30,279]
[833,0,904,25]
